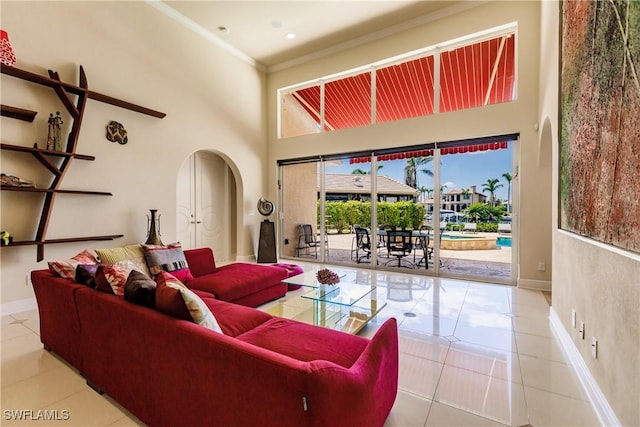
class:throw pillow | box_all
[95,260,142,296]
[154,271,222,333]
[143,243,194,283]
[75,264,99,288]
[124,270,156,308]
[95,244,150,277]
[48,249,98,280]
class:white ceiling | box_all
[160,1,468,70]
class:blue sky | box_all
[325,145,513,201]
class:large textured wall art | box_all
[560,0,639,253]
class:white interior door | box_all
[176,151,232,262]
[176,156,196,248]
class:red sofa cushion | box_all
[236,317,369,368]
[183,248,217,277]
[188,263,288,302]
[201,299,272,337]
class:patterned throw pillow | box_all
[95,260,143,296]
[143,243,194,283]
[95,244,150,277]
[48,249,98,280]
[154,271,222,333]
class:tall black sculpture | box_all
[256,198,277,263]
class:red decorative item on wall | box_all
[0,30,16,66]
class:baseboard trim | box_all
[549,308,621,427]
[235,254,256,262]
[517,278,551,291]
[1,297,37,316]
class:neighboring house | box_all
[423,185,487,214]
[321,174,419,202]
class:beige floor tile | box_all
[2,337,66,386]
[398,352,444,400]
[426,401,509,427]
[454,320,518,353]
[399,332,450,364]
[1,323,34,342]
[509,288,549,308]
[514,332,567,363]
[511,313,553,338]
[457,307,513,330]
[445,341,522,384]
[509,301,550,318]
[524,385,600,427]
[383,390,431,427]
[3,389,128,427]
[1,366,87,411]
[435,365,529,426]
[518,354,588,400]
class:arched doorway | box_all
[176,150,237,262]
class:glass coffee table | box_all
[271,267,387,334]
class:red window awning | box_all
[348,141,509,164]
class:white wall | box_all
[1,2,267,308]
[267,1,548,287]
[539,2,640,425]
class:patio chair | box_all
[498,223,511,233]
[353,225,381,263]
[385,229,414,268]
[413,228,434,269]
[296,224,327,258]
[462,223,477,233]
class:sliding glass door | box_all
[278,138,517,284]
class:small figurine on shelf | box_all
[46,112,64,151]
[1,231,12,246]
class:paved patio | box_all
[300,232,513,281]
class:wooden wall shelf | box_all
[1,64,165,261]
[1,104,37,122]
[1,64,166,118]
[1,143,95,160]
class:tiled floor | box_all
[1,267,600,426]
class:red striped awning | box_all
[291,33,515,133]
[348,141,508,164]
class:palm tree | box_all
[418,185,429,202]
[482,178,503,207]
[404,157,433,189]
[502,172,513,213]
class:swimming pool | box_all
[497,236,512,247]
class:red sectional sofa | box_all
[31,260,399,427]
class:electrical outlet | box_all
[591,337,598,358]
[571,309,576,328]
[537,262,546,272]
[25,275,32,286]
[579,321,585,339]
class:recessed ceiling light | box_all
[285,32,296,40]
[218,26,230,34]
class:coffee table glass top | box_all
[277,267,385,334]
[282,266,374,289]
